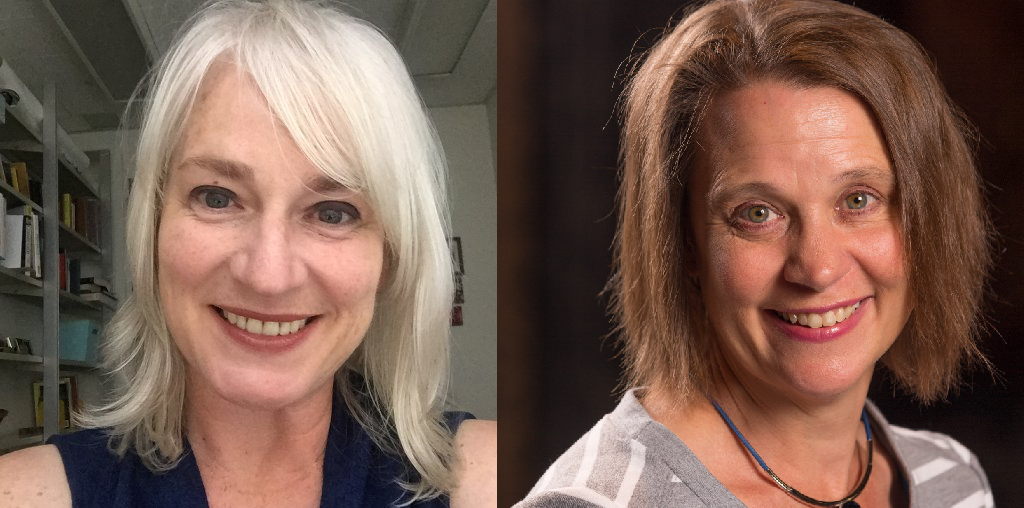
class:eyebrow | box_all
[832,167,894,187]
[178,155,350,194]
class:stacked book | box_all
[2,203,42,278]
[78,276,116,308]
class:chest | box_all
[199,464,324,508]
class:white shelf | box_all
[0,60,109,441]
[0,353,98,371]
[0,351,41,364]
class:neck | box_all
[642,344,876,503]
[185,377,334,483]
[707,346,873,502]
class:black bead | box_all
[840,502,859,508]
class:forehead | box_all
[693,82,892,193]
[702,83,885,154]
[171,62,337,189]
[183,61,275,147]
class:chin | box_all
[778,358,872,400]
[207,365,329,410]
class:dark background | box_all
[499,1,1024,506]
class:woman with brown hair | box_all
[517,0,994,506]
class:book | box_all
[58,250,67,290]
[10,162,29,197]
[61,193,72,228]
[2,214,23,269]
[79,282,108,294]
[23,215,31,275]
[8,207,42,278]
[27,212,40,278]
[32,379,74,429]
[8,162,21,195]
[79,276,111,288]
[68,258,81,294]
[72,197,101,245]
[28,179,41,206]
[80,291,117,308]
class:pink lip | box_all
[213,307,314,353]
[766,297,871,343]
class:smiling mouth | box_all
[215,307,315,337]
[773,301,861,329]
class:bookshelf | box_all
[0,61,114,453]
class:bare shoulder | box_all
[450,419,497,508]
[0,444,71,507]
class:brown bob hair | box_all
[612,0,994,403]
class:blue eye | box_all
[204,190,231,208]
[315,202,359,225]
[193,186,234,209]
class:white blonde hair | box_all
[82,0,456,499]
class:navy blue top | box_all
[48,398,473,508]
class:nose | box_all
[229,214,307,295]
[782,217,852,292]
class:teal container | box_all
[59,319,100,362]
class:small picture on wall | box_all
[451,305,464,326]
[449,237,465,275]
[454,274,465,304]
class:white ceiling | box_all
[0,0,496,133]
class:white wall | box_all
[430,104,497,419]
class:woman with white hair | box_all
[0,1,496,506]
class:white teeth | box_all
[220,309,310,337]
[779,302,861,329]
[823,311,836,327]
[245,318,262,334]
[263,321,280,335]
[808,313,823,328]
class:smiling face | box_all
[689,82,912,401]
[157,62,385,410]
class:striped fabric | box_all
[515,390,994,507]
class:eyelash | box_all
[189,186,362,227]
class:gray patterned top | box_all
[515,390,993,508]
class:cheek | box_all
[321,239,386,304]
[703,233,781,308]
[156,220,189,295]
[855,223,908,291]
